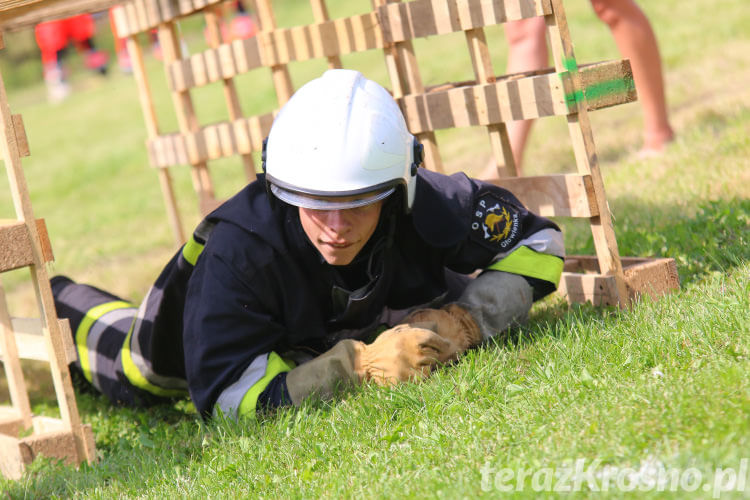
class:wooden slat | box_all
[112,0,224,37]
[0,281,32,430]
[0,220,32,273]
[378,0,551,43]
[0,0,121,32]
[166,13,383,92]
[547,0,628,304]
[0,424,94,480]
[491,173,597,218]
[464,25,518,177]
[559,256,679,306]
[158,22,215,204]
[254,0,294,105]
[0,317,76,363]
[398,60,635,133]
[310,0,342,69]
[147,112,275,168]
[10,114,27,157]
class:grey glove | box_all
[456,271,533,341]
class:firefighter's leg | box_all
[51,276,164,407]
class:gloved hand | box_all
[401,303,482,356]
[354,324,455,385]
[285,324,453,405]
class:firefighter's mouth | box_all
[321,240,356,249]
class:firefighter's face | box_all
[298,199,383,265]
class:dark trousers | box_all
[51,276,166,407]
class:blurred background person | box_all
[34,13,109,103]
[483,0,674,179]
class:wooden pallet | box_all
[0,31,96,479]
[112,0,679,307]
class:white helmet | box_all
[263,69,421,212]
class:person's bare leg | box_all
[480,17,548,180]
[591,0,674,154]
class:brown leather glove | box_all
[285,325,453,405]
[402,303,482,357]
[354,324,454,385]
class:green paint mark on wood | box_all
[563,76,635,106]
[563,57,578,73]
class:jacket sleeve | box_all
[182,231,293,420]
[411,169,565,300]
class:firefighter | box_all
[52,69,565,420]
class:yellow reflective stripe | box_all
[237,352,294,417]
[75,301,133,384]
[487,246,564,286]
[121,324,187,398]
[182,236,204,266]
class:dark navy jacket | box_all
[132,169,563,417]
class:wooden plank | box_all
[579,59,636,112]
[109,0,225,37]
[0,318,49,361]
[147,112,275,167]
[378,0,550,43]
[203,6,256,183]
[491,173,597,218]
[11,114,28,157]
[157,22,215,205]
[546,0,628,305]
[0,407,23,436]
[0,219,52,271]
[0,220,33,272]
[558,271,617,307]
[396,60,635,134]
[0,0,121,32]
[309,0,342,69]
[373,0,444,172]
[397,72,568,132]
[560,256,679,306]
[254,0,294,105]
[35,218,53,263]
[0,425,94,480]
[164,11,383,91]
[0,281,32,430]
[125,31,185,245]
[464,26,518,178]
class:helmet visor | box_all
[270,184,395,210]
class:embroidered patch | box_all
[471,193,521,251]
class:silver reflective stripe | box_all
[493,228,565,261]
[213,354,269,420]
[128,286,188,390]
[87,307,137,391]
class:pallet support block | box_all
[560,256,680,306]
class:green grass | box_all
[1,0,749,497]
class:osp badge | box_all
[471,194,521,251]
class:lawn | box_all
[1,0,749,497]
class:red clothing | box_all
[35,14,96,64]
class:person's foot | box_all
[638,127,675,158]
[43,62,70,103]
